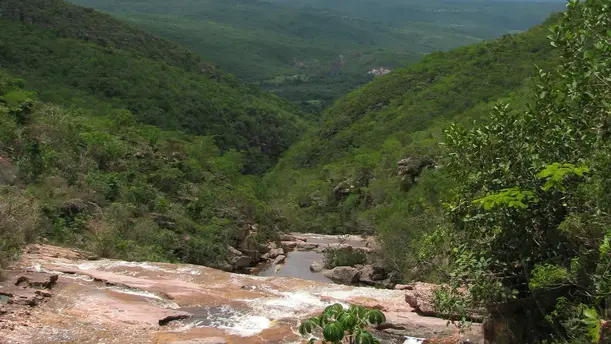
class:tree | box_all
[439,0,611,343]
[298,304,386,344]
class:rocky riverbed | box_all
[0,245,483,343]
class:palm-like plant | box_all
[299,303,386,344]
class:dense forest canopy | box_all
[69,0,563,108]
[0,0,306,174]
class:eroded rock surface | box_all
[0,245,483,343]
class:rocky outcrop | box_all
[227,246,252,270]
[0,244,484,343]
[323,267,361,284]
[397,157,436,188]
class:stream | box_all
[255,233,369,283]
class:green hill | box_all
[68,0,562,108]
[0,0,306,173]
[264,15,561,277]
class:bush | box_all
[323,247,367,269]
[0,187,43,272]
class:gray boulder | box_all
[323,267,361,285]
[309,262,324,273]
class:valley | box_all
[0,0,610,343]
[69,0,563,108]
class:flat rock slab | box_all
[0,245,483,343]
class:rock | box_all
[295,242,319,251]
[360,265,388,282]
[280,241,297,251]
[260,253,270,261]
[323,267,361,285]
[268,248,284,259]
[279,233,307,242]
[281,241,319,252]
[309,262,324,273]
[404,282,439,316]
[394,284,410,290]
[238,248,260,263]
[228,246,252,269]
[273,255,286,265]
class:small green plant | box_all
[298,304,386,344]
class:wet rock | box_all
[323,267,361,285]
[309,262,324,273]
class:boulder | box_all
[228,246,252,269]
[309,262,324,273]
[323,267,361,285]
[273,255,286,265]
[404,282,439,316]
[360,264,388,283]
[268,248,284,259]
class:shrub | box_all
[323,247,367,269]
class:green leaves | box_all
[581,306,601,343]
[472,187,537,210]
[536,163,589,191]
[298,304,386,344]
[323,322,345,343]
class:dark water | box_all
[257,250,332,283]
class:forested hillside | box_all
[264,14,561,277]
[69,0,562,108]
[0,0,306,173]
[0,70,278,271]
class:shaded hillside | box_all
[264,15,560,244]
[0,0,306,173]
